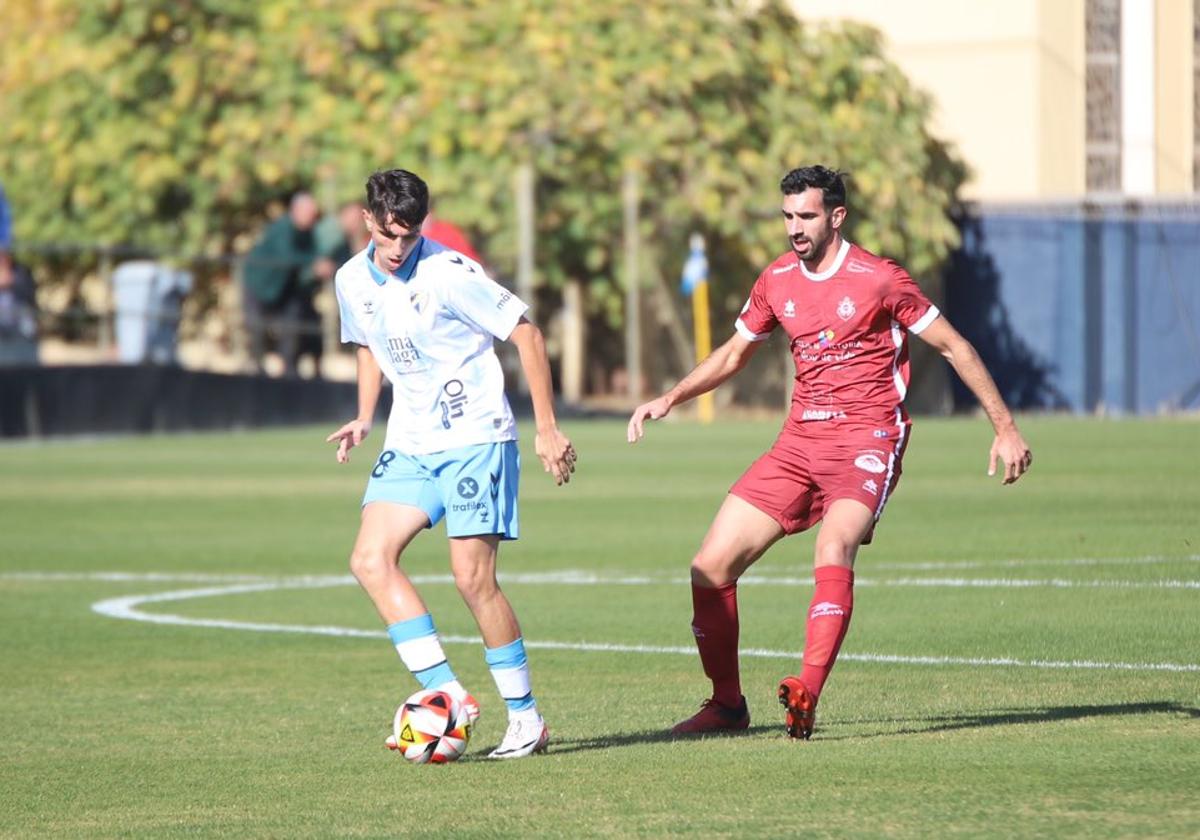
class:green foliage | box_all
[0,0,964,323]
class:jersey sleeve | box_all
[334,273,368,346]
[882,263,940,334]
[443,266,529,340]
[734,270,777,342]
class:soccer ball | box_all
[392,689,472,764]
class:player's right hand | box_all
[627,397,672,443]
[326,419,371,464]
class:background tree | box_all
[0,0,965,393]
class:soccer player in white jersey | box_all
[327,169,576,759]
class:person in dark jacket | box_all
[242,192,333,376]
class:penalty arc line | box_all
[86,578,1200,675]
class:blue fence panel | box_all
[945,202,1200,414]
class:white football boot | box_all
[386,692,480,751]
[487,714,549,759]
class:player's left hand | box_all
[989,427,1032,485]
[535,427,576,486]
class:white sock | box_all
[437,679,468,702]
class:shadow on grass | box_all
[547,724,778,755]
[819,701,1200,741]
[526,702,1199,756]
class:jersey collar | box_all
[798,239,850,282]
[365,237,425,286]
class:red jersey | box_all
[422,218,484,265]
[735,240,939,437]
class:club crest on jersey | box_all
[783,299,796,318]
[836,296,856,321]
[409,290,429,314]
[361,298,376,315]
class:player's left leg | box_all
[449,535,548,759]
[779,498,874,739]
[438,441,545,758]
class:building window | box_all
[1086,0,1122,192]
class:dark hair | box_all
[365,169,429,229]
[780,166,848,210]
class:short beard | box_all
[793,237,827,265]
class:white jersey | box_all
[334,237,528,455]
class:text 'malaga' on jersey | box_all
[735,240,940,434]
[334,237,528,455]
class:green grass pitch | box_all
[1,416,1197,838]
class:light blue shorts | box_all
[362,441,520,540]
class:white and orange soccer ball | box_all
[392,689,472,764]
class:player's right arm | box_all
[626,332,760,442]
[326,345,383,463]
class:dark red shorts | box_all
[729,427,910,542]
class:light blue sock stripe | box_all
[413,661,456,691]
[484,637,527,670]
[387,613,436,645]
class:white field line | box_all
[5,569,1200,590]
[836,554,1200,572]
[79,576,1200,675]
[1,571,287,584]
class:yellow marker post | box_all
[683,233,714,424]
[692,279,714,423]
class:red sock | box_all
[690,582,741,708]
[800,566,854,701]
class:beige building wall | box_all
[1037,0,1087,197]
[794,0,1194,200]
[1155,0,1195,192]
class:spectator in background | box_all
[0,181,12,252]
[0,250,38,365]
[242,192,334,376]
[422,200,483,264]
[310,199,371,367]
[0,182,37,365]
[319,199,371,269]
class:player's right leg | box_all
[349,502,434,628]
[351,451,481,743]
[672,493,784,735]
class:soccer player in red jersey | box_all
[627,166,1032,739]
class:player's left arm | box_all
[916,316,1033,484]
[508,317,577,486]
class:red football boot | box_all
[777,676,816,740]
[670,696,750,735]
